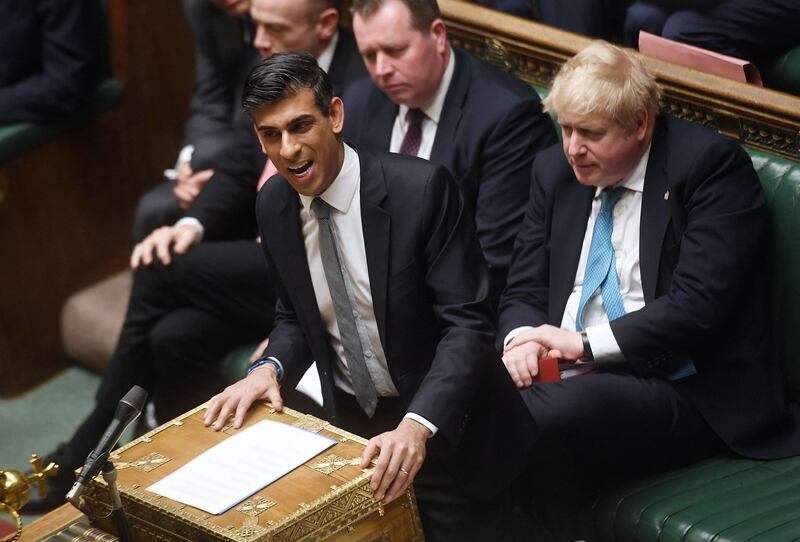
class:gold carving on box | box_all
[291,414,329,433]
[116,452,171,472]
[236,496,277,517]
[222,419,237,433]
[233,517,267,542]
[309,454,359,475]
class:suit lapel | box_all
[363,94,396,152]
[430,48,467,168]
[328,28,361,95]
[357,150,391,349]
[550,179,594,323]
[275,184,329,356]
[639,118,670,303]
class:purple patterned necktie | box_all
[398,108,424,156]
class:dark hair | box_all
[241,52,333,115]
[350,0,440,32]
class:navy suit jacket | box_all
[0,0,106,124]
[342,47,557,305]
[499,115,800,459]
[188,29,368,240]
[256,148,535,498]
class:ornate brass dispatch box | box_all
[80,404,424,542]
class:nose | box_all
[374,52,393,79]
[279,131,301,161]
[566,132,586,159]
[254,25,271,57]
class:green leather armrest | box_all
[0,77,123,164]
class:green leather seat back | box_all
[0,77,123,164]
[746,149,800,402]
[762,46,800,96]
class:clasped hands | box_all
[502,324,584,389]
[203,366,430,504]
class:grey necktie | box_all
[311,197,378,417]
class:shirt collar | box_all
[595,143,651,198]
[316,30,339,74]
[398,46,455,128]
[299,143,359,214]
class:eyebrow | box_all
[257,114,314,133]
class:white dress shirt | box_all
[506,146,651,364]
[388,47,455,159]
[295,144,436,433]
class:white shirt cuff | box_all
[177,144,194,166]
[504,326,535,347]
[585,324,626,362]
[174,217,205,242]
[403,413,438,437]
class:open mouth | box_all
[288,160,313,178]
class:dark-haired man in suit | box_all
[343,0,558,307]
[205,52,534,541]
[27,0,368,513]
[499,40,800,537]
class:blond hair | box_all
[543,41,661,132]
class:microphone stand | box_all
[101,461,135,542]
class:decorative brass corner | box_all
[309,454,359,475]
[232,516,267,542]
[116,452,171,472]
[236,497,277,517]
[291,415,329,433]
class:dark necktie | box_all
[311,198,378,417]
[398,108,424,156]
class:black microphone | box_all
[66,386,147,506]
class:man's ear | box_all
[431,19,447,54]
[329,96,344,135]
[635,109,650,142]
[316,8,339,42]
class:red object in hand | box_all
[535,356,561,383]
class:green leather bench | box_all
[0,78,123,165]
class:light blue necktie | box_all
[576,187,626,331]
[575,187,696,380]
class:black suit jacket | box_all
[256,148,535,498]
[342,47,557,304]
[188,29,367,239]
[0,0,106,124]
[181,0,258,168]
[499,115,800,459]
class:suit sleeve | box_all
[187,124,265,239]
[610,138,768,373]
[496,152,555,347]
[180,0,241,147]
[0,0,105,124]
[474,94,558,302]
[406,166,500,444]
